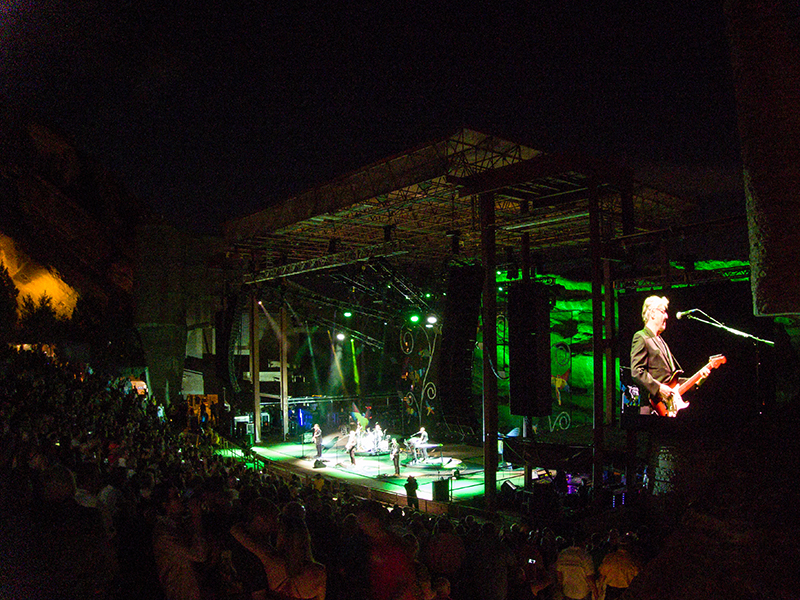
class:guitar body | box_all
[650,377,691,417]
[649,354,727,417]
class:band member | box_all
[390,438,401,476]
[312,423,322,458]
[411,426,429,461]
[631,295,710,417]
[346,425,360,465]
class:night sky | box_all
[1,1,743,235]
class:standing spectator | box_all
[405,476,419,511]
[424,516,466,583]
[597,534,640,600]
[463,521,516,600]
[555,532,598,600]
[230,511,326,600]
[151,483,210,600]
[354,500,418,600]
[432,576,453,600]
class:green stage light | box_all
[409,314,420,323]
[343,311,352,318]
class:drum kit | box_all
[352,424,390,455]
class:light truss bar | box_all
[282,281,395,322]
[305,315,385,350]
[614,266,750,291]
[243,240,407,284]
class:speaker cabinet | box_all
[508,282,552,417]
[439,265,483,417]
[432,478,450,502]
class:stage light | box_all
[426,315,438,325]
[409,314,420,324]
[343,311,352,318]
[336,332,346,341]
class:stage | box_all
[246,438,542,510]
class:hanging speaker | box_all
[508,282,552,417]
[439,265,483,417]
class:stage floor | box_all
[249,439,539,508]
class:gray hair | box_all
[641,295,668,323]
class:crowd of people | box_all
[0,346,655,600]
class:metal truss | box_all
[243,240,407,284]
[229,128,705,288]
[614,265,750,292]
[302,314,385,350]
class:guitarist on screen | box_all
[631,295,713,417]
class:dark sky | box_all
[1,1,743,234]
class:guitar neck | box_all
[677,362,711,396]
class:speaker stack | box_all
[438,265,483,417]
[508,282,552,417]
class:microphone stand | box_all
[682,310,774,412]
[681,311,773,347]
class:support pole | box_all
[280,303,290,441]
[480,192,499,510]
[250,294,262,444]
[521,231,535,490]
[603,260,615,426]
[589,179,605,489]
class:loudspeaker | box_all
[439,265,483,417]
[432,478,450,502]
[313,460,325,469]
[508,282,552,417]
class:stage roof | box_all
[224,129,703,287]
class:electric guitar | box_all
[651,354,727,417]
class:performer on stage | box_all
[346,424,360,465]
[390,438,401,476]
[411,426,429,461]
[312,423,322,459]
[631,295,710,417]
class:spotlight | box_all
[426,315,438,325]
[343,311,352,318]
[336,332,345,341]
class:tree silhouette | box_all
[0,262,19,344]
[17,292,65,348]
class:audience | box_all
[0,346,656,600]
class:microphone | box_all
[675,309,699,320]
